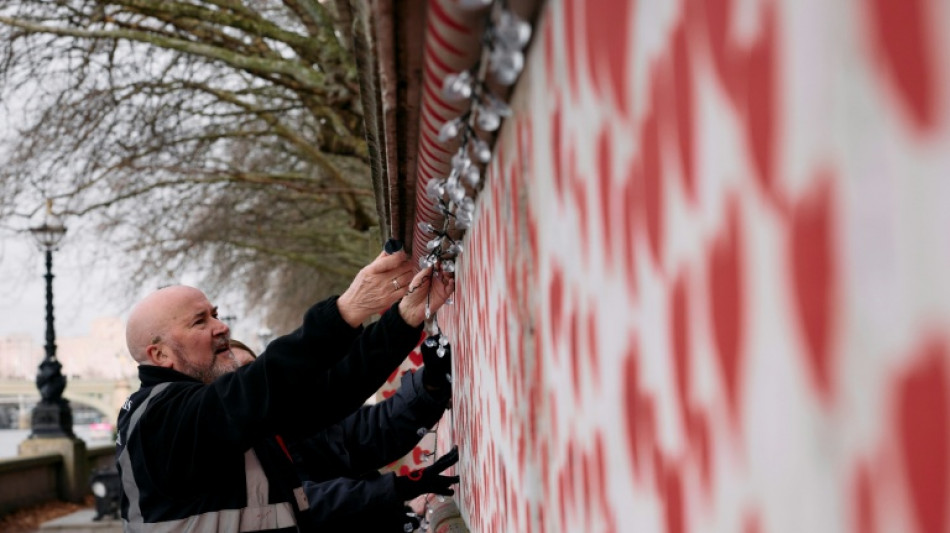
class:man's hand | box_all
[392,447,460,499]
[337,251,414,327]
[421,334,452,392]
[397,267,456,327]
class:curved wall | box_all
[429,0,950,532]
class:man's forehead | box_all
[179,301,216,317]
[165,291,215,321]
[183,303,216,317]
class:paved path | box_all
[37,509,120,533]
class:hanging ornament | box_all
[489,46,524,85]
[476,106,501,131]
[442,71,474,101]
[438,118,463,142]
[425,178,444,200]
[451,149,472,172]
[494,10,532,50]
[462,164,480,187]
[471,138,492,163]
[449,184,467,204]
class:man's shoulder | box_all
[119,378,202,426]
[138,365,199,386]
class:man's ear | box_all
[145,344,172,368]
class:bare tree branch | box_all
[0,0,379,330]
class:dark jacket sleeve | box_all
[272,302,425,439]
[302,474,403,526]
[291,368,450,480]
[136,297,422,492]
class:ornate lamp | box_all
[27,200,72,438]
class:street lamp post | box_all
[27,202,72,439]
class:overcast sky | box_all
[0,54,264,349]
[0,228,131,343]
[0,227,260,348]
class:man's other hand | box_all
[397,267,455,327]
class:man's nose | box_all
[214,317,230,337]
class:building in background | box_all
[58,318,136,381]
[0,317,135,381]
[0,334,42,380]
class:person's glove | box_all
[393,446,460,499]
[421,334,452,391]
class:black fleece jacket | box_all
[116,296,422,528]
[292,368,451,531]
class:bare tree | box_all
[0,1,379,331]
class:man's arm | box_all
[268,301,424,440]
[138,266,452,489]
[270,266,454,440]
[302,475,402,526]
[291,368,450,480]
[303,448,459,529]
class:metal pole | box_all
[30,246,73,438]
[44,249,56,362]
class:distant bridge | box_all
[0,378,138,423]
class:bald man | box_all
[124,285,241,383]
[115,251,454,532]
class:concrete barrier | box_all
[0,443,116,518]
[87,444,116,473]
[0,453,62,517]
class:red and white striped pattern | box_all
[411,0,484,268]
[413,0,950,531]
